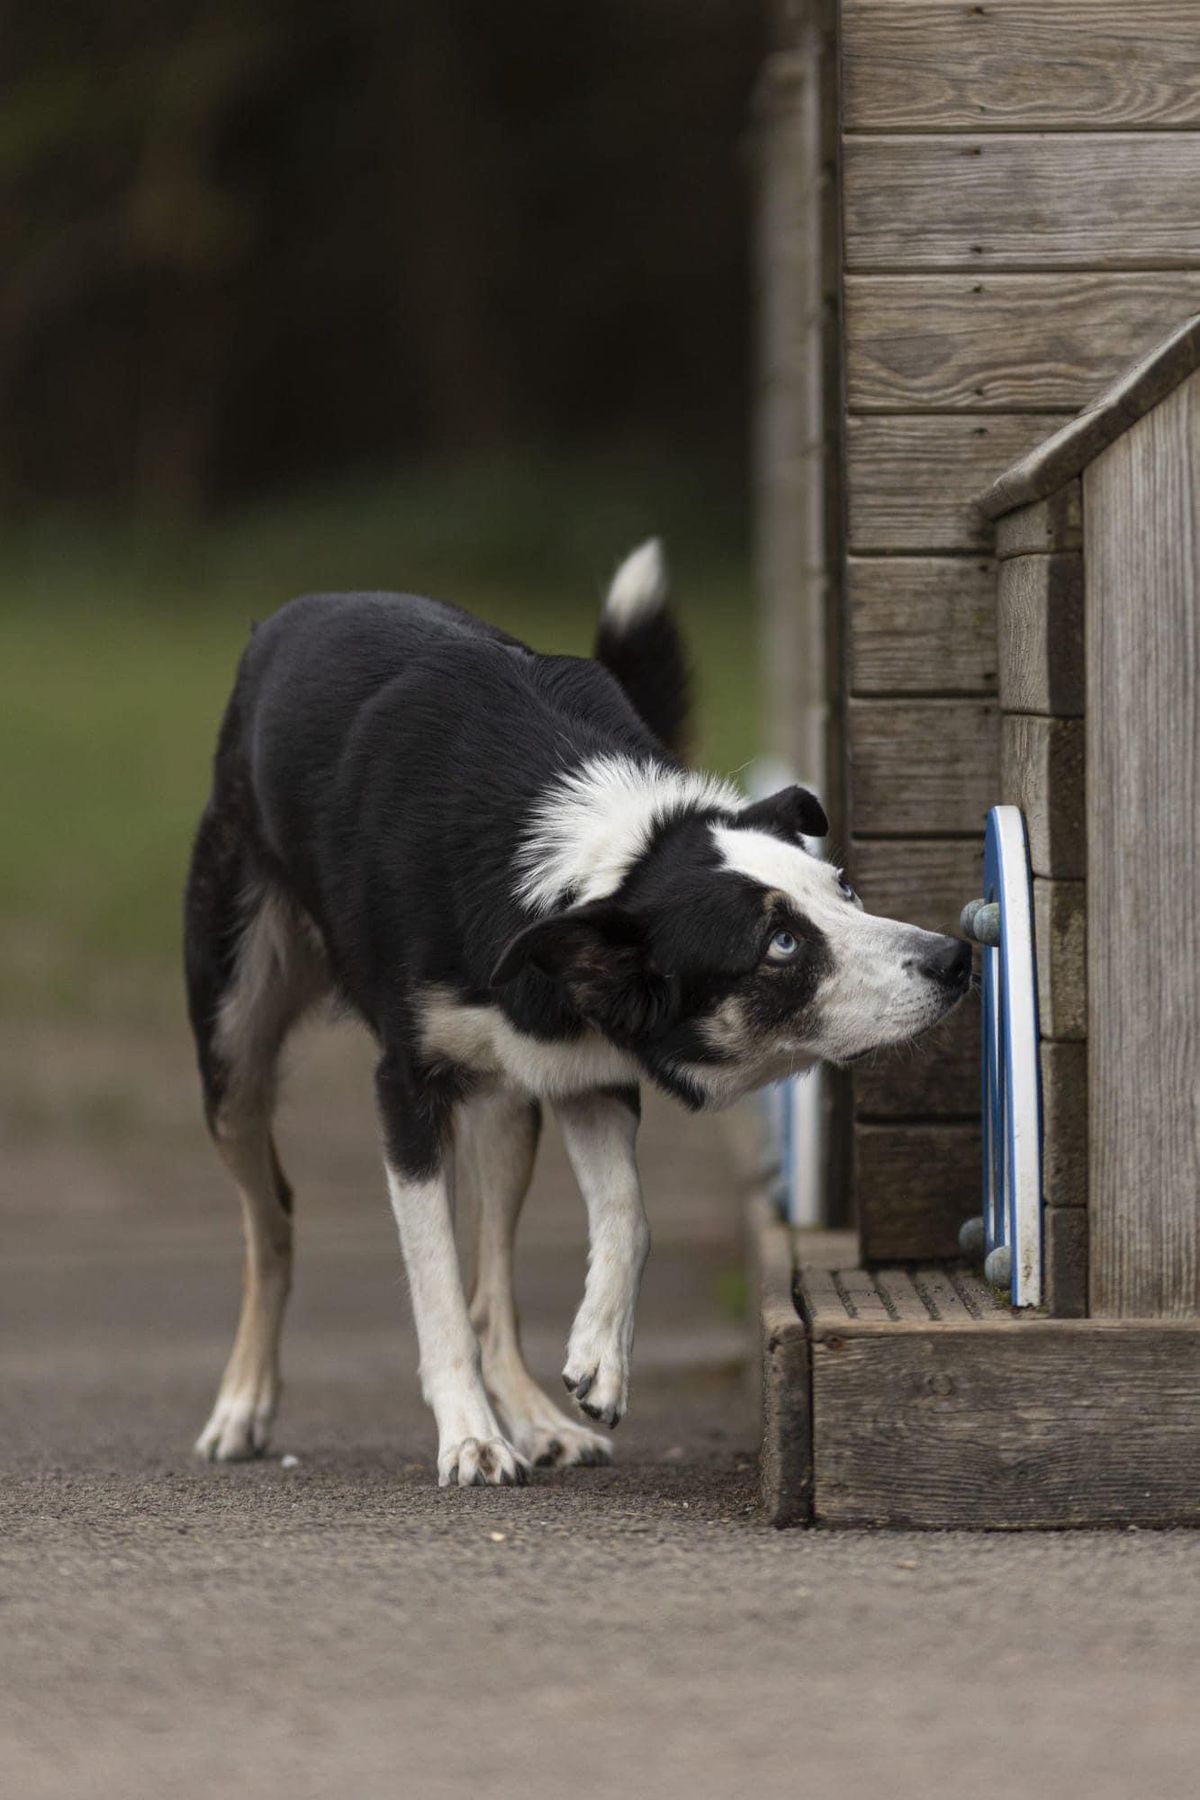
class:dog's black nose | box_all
[924,936,973,990]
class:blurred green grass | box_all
[0,455,759,1019]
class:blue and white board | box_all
[963,806,1043,1308]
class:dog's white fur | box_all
[421,984,639,1098]
[386,1161,531,1487]
[602,536,668,626]
[556,1091,650,1429]
[462,1091,611,1467]
[714,824,956,1064]
[516,753,742,915]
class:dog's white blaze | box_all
[517,754,741,914]
[421,986,640,1097]
[713,823,962,1064]
[602,537,668,627]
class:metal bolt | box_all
[960,898,1001,945]
[958,1215,986,1260]
[984,1244,1012,1288]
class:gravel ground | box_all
[4,1018,1200,1799]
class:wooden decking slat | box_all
[915,1267,976,1322]
[873,1267,929,1322]
[798,1265,849,1328]
[951,1268,1011,1317]
[837,1268,894,1322]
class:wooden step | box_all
[753,1197,1200,1530]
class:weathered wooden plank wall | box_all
[837,0,1200,1259]
[1085,370,1200,1317]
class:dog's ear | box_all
[490,900,677,1040]
[739,785,828,842]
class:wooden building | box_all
[757,0,1200,1254]
[754,2,1200,1526]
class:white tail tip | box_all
[603,538,668,627]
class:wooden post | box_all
[1084,370,1200,1317]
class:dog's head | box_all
[491,784,972,1108]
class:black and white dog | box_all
[185,542,970,1485]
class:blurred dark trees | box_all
[1,0,763,518]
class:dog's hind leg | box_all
[185,811,328,1461]
[462,1091,612,1469]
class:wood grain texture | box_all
[1000,714,1085,877]
[1041,1041,1087,1209]
[849,699,999,834]
[797,1262,1009,1326]
[1085,372,1200,1317]
[855,1121,980,1263]
[751,1193,812,1526]
[846,274,1200,412]
[1033,878,1087,1041]
[847,416,1062,550]
[995,484,1082,557]
[854,1000,979,1119]
[851,837,983,938]
[844,136,1200,272]
[913,1266,975,1323]
[842,1,1200,133]
[810,1318,1200,1526]
[848,556,997,693]
[1045,1205,1089,1320]
[837,1267,894,1322]
[980,315,1200,515]
[997,552,1085,716]
[873,1266,927,1321]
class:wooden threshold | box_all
[753,1197,1200,1530]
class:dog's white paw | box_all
[195,1383,277,1462]
[438,1436,531,1488]
[562,1333,630,1431]
[513,1418,613,1468]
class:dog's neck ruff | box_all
[515,754,741,915]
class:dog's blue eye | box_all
[836,872,857,901]
[767,929,799,961]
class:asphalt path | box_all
[4,1019,1200,1798]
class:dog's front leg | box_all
[556,1088,649,1430]
[376,1054,530,1488]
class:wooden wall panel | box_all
[849,699,998,834]
[854,1003,979,1118]
[1000,714,1085,877]
[996,552,1085,715]
[847,416,1061,550]
[855,1121,980,1261]
[1033,878,1087,1042]
[847,556,996,693]
[1085,372,1200,1317]
[850,837,981,937]
[846,274,1200,412]
[843,2,1200,133]
[844,136,1200,272]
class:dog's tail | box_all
[593,539,692,759]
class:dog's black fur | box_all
[187,587,748,1170]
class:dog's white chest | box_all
[419,988,639,1099]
